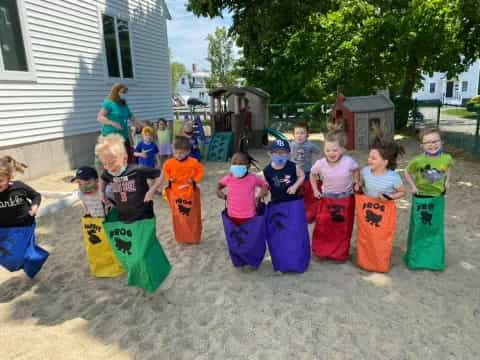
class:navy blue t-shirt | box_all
[263,160,300,203]
[135,141,159,168]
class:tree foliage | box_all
[188,0,480,125]
[206,26,237,88]
[170,61,187,94]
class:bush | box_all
[466,95,480,113]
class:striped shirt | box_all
[361,167,403,199]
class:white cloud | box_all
[165,0,239,71]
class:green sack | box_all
[404,195,445,271]
[104,210,172,292]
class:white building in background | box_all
[0,0,172,179]
[176,63,210,105]
[412,60,480,105]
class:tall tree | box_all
[206,26,237,88]
[170,61,187,95]
[188,0,480,127]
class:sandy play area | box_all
[1,135,480,359]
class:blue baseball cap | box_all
[269,139,291,152]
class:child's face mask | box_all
[107,166,126,177]
[271,154,289,166]
[230,165,248,178]
[79,182,98,194]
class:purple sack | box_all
[221,203,266,268]
[266,199,310,273]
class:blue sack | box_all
[266,199,310,273]
[0,224,49,278]
[221,203,267,269]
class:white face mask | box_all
[107,166,126,177]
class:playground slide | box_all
[264,127,288,141]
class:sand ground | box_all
[1,135,480,360]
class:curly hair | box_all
[369,124,405,170]
[107,83,128,104]
[0,156,28,178]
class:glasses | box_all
[422,140,441,145]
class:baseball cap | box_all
[71,166,98,182]
[269,139,291,152]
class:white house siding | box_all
[412,60,480,104]
[0,0,171,178]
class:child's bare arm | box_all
[352,168,361,192]
[404,171,418,194]
[216,183,227,200]
[310,171,321,198]
[287,167,305,194]
[445,168,451,191]
[379,185,406,201]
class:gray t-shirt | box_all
[78,191,105,218]
[289,140,321,173]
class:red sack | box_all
[312,195,355,261]
[302,179,322,224]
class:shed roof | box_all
[209,86,270,99]
[343,95,394,113]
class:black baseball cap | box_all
[71,166,98,182]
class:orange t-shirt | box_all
[163,157,204,198]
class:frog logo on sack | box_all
[328,204,345,223]
[363,202,385,227]
[85,223,102,245]
[109,228,133,255]
[176,198,192,216]
[230,228,248,246]
[417,203,434,226]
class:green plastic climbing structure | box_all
[207,132,234,162]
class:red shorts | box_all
[229,216,251,226]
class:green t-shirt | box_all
[406,153,454,196]
[100,99,132,140]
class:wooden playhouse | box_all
[332,94,395,150]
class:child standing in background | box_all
[181,121,201,161]
[290,123,321,180]
[156,118,172,170]
[134,126,160,169]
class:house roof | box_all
[162,0,172,20]
[343,95,394,113]
[209,86,270,99]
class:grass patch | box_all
[442,108,478,119]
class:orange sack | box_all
[166,186,202,244]
[355,194,397,273]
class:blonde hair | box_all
[324,121,346,148]
[141,126,154,136]
[95,134,127,159]
[0,156,28,178]
[107,83,127,104]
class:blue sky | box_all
[165,0,234,71]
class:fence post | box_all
[476,110,480,137]
[437,104,441,128]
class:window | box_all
[102,14,134,79]
[462,81,468,92]
[429,83,436,93]
[0,0,35,81]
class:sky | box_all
[165,0,234,72]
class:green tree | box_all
[206,26,237,88]
[170,61,187,94]
[188,0,480,128]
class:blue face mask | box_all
[271,154,289,166]
[230,165,248,178]
[119,93,127,101]
[107,166,126,177]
